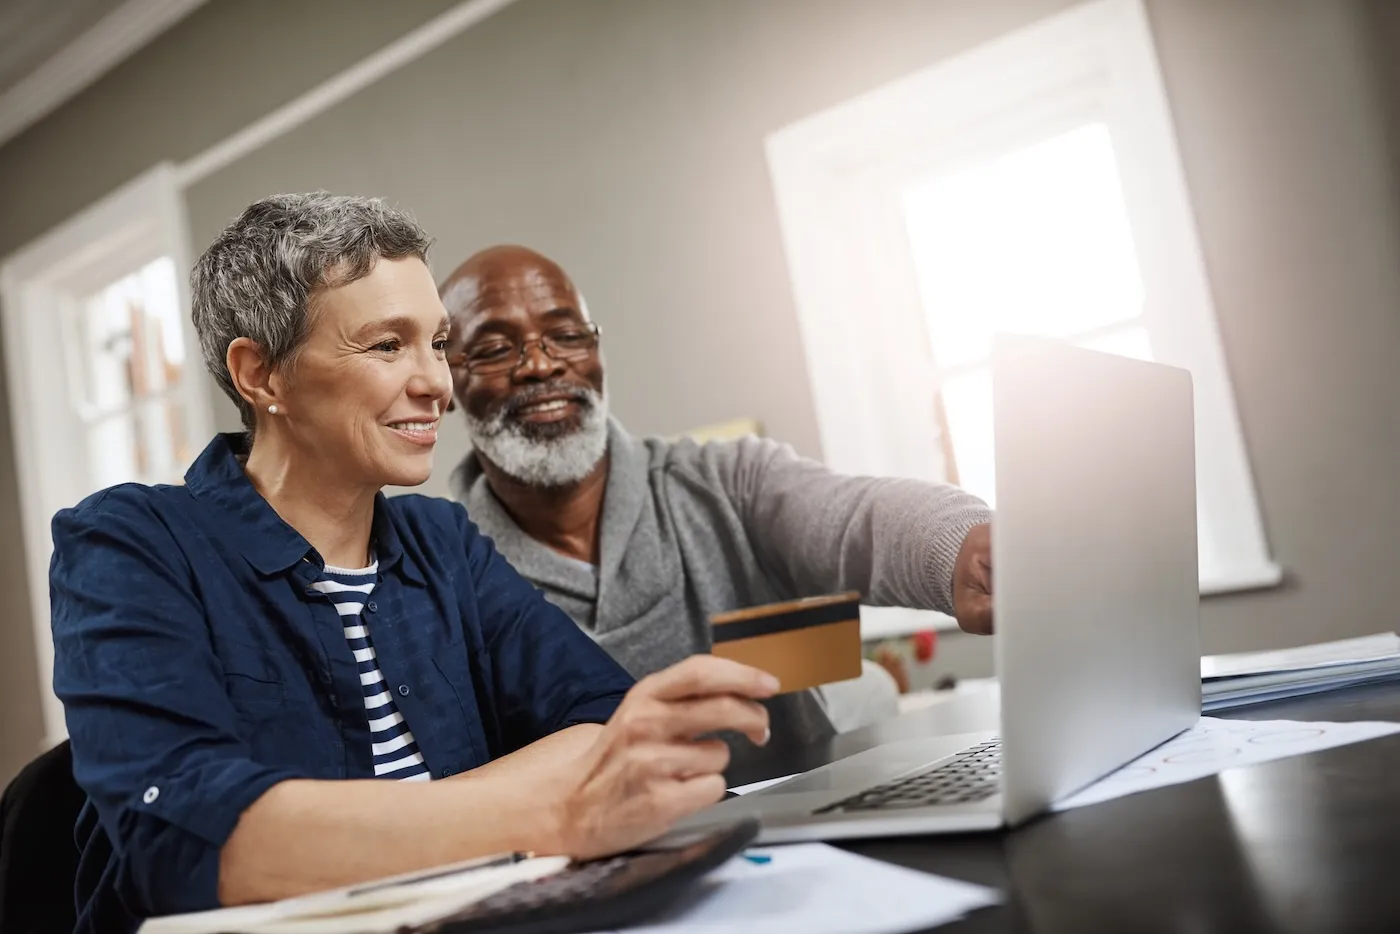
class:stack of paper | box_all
[1201,632,1400,711]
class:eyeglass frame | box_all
[448,320,602,376]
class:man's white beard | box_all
[463,384,609,488]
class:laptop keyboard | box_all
[813,738,1003,813]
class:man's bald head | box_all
[441,245,608,488]
[438,245,588,328]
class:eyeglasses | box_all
[449,322,601,376]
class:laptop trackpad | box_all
[701,730,999,823]
[653,732,996,846]
[751,731,995,798]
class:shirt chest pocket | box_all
[221,646,286,722]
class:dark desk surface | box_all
[730,681,1400,934]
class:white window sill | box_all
[860,563,1287,642]
[1200,563,1286,597]
[861,607,962,640]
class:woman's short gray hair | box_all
[190,192,432,429]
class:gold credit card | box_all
[710,592,863,694]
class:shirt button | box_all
[398,684,411,697]
[142,786,159,804]
[366,601,378,613]
[438,767,452,779]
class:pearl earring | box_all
[268,404,279,415]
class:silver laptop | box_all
[667,337,1202,843]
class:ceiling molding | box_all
[175,0,521,188]
[0,0,208,148]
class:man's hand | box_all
[953,523,993,634]
[552,655,776,860]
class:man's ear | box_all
[226,337,284,415]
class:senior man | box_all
[440,246,994,751]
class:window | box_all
[1,164,211,746]
[766,0,1279,637]
[902,122,1150,505]
[67,256,195,489]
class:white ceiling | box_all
[0,0,129,97]
[0,0,206,146]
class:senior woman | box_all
[49,193,775,934]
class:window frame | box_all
[765,0,1280,635]
[0,163,212,747]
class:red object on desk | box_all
[913,629,938,663]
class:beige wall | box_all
[0,0,463,782]
[3,0,1400,779]
[1154,0,1400,652]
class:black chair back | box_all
[0,741,84,934]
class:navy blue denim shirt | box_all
[49,434,634,933]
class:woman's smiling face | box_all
[281,256,454,490]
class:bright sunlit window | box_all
[903,123,1152,506]
[766,0,1280,604]
[65,256,193,489]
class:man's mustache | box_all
[496,382,596,421]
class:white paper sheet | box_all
[594,842,998,934]
[139,856,571,934]
[1054,716,1400,811]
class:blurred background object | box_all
[675,417,765,445]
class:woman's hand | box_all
[552,655,777,860]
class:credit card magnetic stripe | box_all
[711,600,860,644]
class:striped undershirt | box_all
[310,560,431,782]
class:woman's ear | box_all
[226,338,281,415]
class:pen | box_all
[348,851,535,896]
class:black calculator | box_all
[432,819,759,934]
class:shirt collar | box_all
[184,433,424,584]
